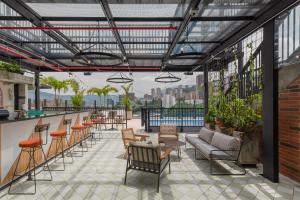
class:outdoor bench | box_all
[185,127,246,175]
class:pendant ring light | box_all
[106,72,133,83]
[73,51,123,66]
[155,72,181,83]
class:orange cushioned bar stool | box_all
[71,124,87,157]
[47,129,73,171]
[8,137,52,195]
[82,117,95,147]
[91,115,104,141]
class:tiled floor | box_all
[0,125,299,200]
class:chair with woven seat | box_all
[158,124,178,143]
[8,136,52,194]
[124,141,172,193]
[121,128,149,158]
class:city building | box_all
[196,74,204,99]
[162,94,176,108]
[151,88,155,99]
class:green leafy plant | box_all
[204,105,217,124]
[41,76,60,105]
[87,87,104,106]
[0,61,22,74]
[71,90,85,111]
[121,83,133,111]
[102,85,118,107]
[87,85,118,107]
[67,79,80,94]
[67,79,84,110]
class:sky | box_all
[40,72,202,98]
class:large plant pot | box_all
[126,110,133,120]
[237,127,261,165]
[215,124,221,132]
[205,123,211,129]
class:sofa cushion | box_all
[185,135,199,146]
[198,127,215,144]
[160,124,177,135]
[186,135,232,159]
[129,141,161,164]
[159,135,177,142]
[211,132,241,157]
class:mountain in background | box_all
[28,90,120,106]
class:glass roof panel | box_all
[0,2,20,16]
[110,3,189,18]
[180,21,245,43]
[201,0,272,17]
[172,43,215,55]
[26,3,104,17]
[116,22,174,55]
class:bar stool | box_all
[47,129,73,171]
[8,133,52,194]
[83,117,94,147]
[71,124,87,157]
[92,114,105,140]
[63,119,72,136]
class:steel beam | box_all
[162,0,203,65]
[34,71,40,110]
[12,41,221,45]
[97,0,127,59]
[1,0,89,63]
[262,19,278,183]
[204,64,209,115]
[0,16,255,22]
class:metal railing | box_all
[43,106,128,126]
[141,107,204,132]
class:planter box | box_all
[0,71,33,84]
[126,110,133,120]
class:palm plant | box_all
[41,76,59,105]
[57,80,69,105]
[121,83,133,111]
[67,79,80,94]
[67,79,84,110]
[71,90,85,111]
[102,85,118,107]
[87,87,104,106]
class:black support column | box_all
[262,19,279,182]
[34,71,40,110]
[237,42,244,98]
[204,65,209,114]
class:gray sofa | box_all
[185,127,246,175]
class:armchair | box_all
[124,141,172,192]
[158,124,178,143]
[121,128,149,158]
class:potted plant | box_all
[67,79,84,111]
[204,105,216,129]
[121,83,133,120]
[71,90,84,111]
[0,61,24,80]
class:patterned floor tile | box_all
[1,129,299,200]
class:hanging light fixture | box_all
[155,72,181,83]
[106,72,133,84]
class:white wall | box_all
[0,81,14,112]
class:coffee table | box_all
[162,140,185,159]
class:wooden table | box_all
[162,140,185,159]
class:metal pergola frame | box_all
[0,0,297,72]
[0,0,299,185]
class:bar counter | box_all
[0,111,89,186]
